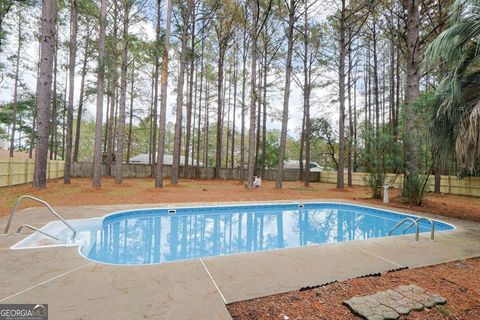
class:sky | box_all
[0,1,340,141]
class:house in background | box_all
[129,154,203,167]
[284,160,327,172]
[0,140,8,151]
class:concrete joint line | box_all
[353,245,405,269]
[200,258,227,304]
[0,262,94,303]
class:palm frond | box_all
[456,101,480,173]
[427,0,480,173]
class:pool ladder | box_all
[2,195,77,241]
[388,217,435,242]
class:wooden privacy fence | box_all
[71,162,321,182]
[319,172,480,197]
[4,158,477,197]
[0,157,65,187]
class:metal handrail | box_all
[403,217,435,241]
[388,217,419,242]
[3,195,77,240]
[16,224,60,241]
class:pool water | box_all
[78,203,454,265]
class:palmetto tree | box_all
[427,0,480,174]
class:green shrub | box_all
[358,128,402,199]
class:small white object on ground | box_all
[254,176,262,188]
[383,185,390,203]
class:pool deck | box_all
[1,200,480,319]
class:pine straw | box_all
[228,258,480,320]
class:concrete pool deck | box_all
[1,200,480,319]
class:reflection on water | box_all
[80,208,433,265]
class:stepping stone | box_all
[343,284,447,320]
[372,290,410,315]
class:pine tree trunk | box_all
[363,47,368,134]
[394,40,400,140]
[353,68,357,172]
[126,59,135,165]
[29,109,36,158]
[30,43,41,159]
[64,0,77,184]
[151,0,161,175]
[304,74,311,187]
[192,61,198,167]
[204,83,210,167]
[255,66,262,167]
[115,1,131,185]
[336,0,346,189]
[73,23,90,162]
[372,21,380,136]
[33,0,57,189]
[303,4,311,187]
[106,1,118,176]
[275,0,296,189]
[49,33,58,160]
[9,8,22,157]
[61,69,67,160]
[215,48,225,178]
[155,0,173,188]
[225,63,232,169]
[347,28,353,187]
[184,6,196,178]
[261,60,267,179]
[389,39,395,137]
[92,0,107,188]
[240,20,247,181]
[148,67,154,165]
[434,152,442,193]
[299,111,305,180]
[231,43,237,170]
[171,0,193,185]
[196,30,205,174]
[103,82,110,152]
[402,0,421,203]
[246,2,258,189]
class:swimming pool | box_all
[75,203,454,265]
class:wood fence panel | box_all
[71,162,321,183]
[319,171,479,197]
[0,157,64,187]
[3,158,478,197]
[0,158,10,186]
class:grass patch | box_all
[436,304,453,316]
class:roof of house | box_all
[129,154,203,166]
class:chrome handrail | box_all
[403,217,435,241]
[16,224,60,241]
[388,217,419,242]
[3,195,77,240]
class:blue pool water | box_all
[79,203,454,265]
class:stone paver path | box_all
[343,284,446,320]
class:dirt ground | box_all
[1,178,480,223]
[364,188,480,223]
[228,258,480,320]
[0,177,368,217]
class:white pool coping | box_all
[9,202,456,268]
